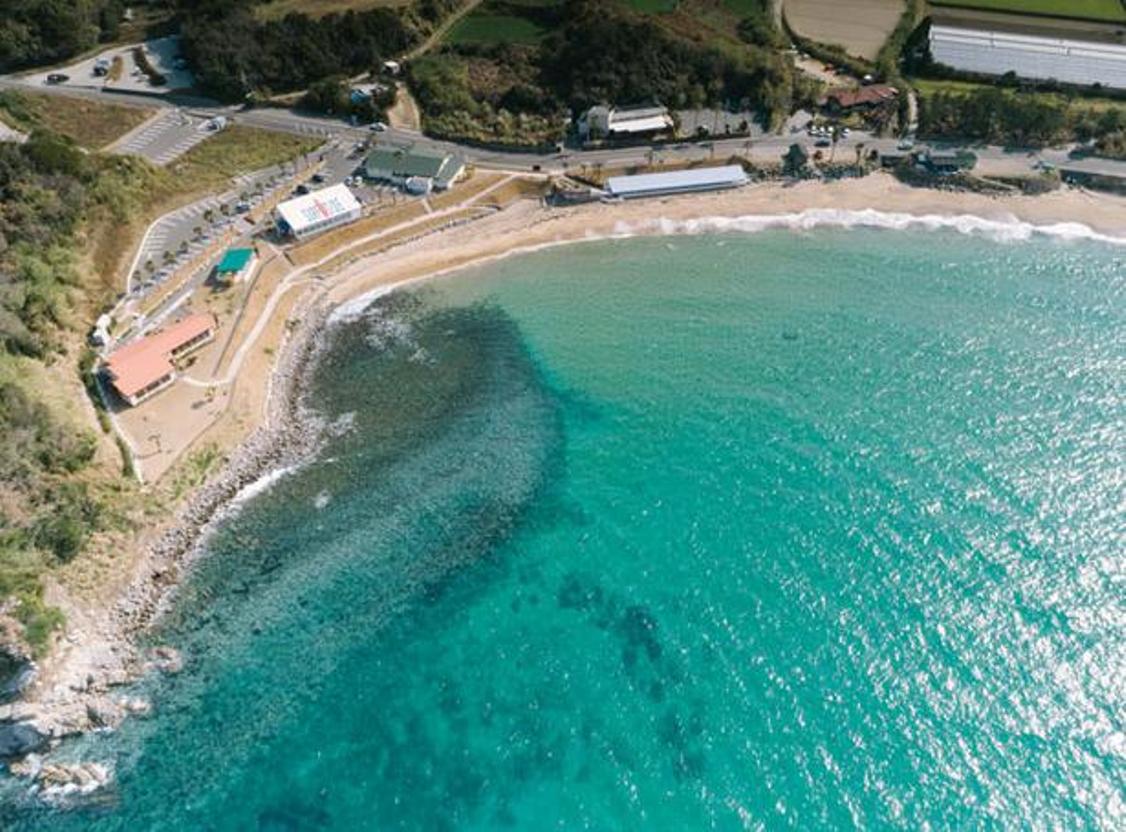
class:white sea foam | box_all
[611,208,1126,246]
[228,464,298,510]
[327,284,402,325]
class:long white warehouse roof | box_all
[606,165,748,198]
[930,24,1126,89]
[275,184,361,235]
[609,115,675,134]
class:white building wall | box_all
[291,208,362,240]
[930,25,1126,89]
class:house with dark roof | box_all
[363,145,465,193]
[820,85,899,116]
[915,150,978,175]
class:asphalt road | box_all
[4,76,1124,180]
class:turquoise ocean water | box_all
[4,226,1124,830]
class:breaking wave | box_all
[614,208,1126,246]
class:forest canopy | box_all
[177,0,462,101]
[0,0,128,71]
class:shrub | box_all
[132,47,167,86]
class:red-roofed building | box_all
[820,85,899,115]
[104,313,216,406]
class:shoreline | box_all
[8,173,1125,768]
[321,176,1125,313]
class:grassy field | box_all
[446,0,562,45]
[928,0,1126,23]
[624,0,678,11]
[0,90,154,149]
[164,127,321,192]
[913,77,1126,112]
[252,0,407,20]
[785,0,905,60]
[448,13,546,44]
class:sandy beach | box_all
[15,172,1126,741]
[323,175,1125,310]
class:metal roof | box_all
[606,165,748,198]
[216,248,254,273]
[275,184,361,234]
[106,313,216,398]
[930,24,1126,89]
[365,145,456,179]
[608,115,674,134]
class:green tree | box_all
[783,143,808,176]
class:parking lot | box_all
[126,165,298,297]
[302,136,417,209]
[112,109,216,165]
[21,35,193,95]
[123,134,424,308]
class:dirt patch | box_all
[386,83,422,131]
[785,0,904,60]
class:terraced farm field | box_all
[928,0,1126,24]
[785,0,905,60]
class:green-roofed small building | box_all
[363,144,466,194]
[215,247,258,283]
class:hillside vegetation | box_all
[928,0,1126,24]
[412,0,814,146]
[0,130,158,653]
[0,0,125,71]
[917,81,1126,153]
[0,90,153,151]
[178,0,463,101]
[0,117,318,663]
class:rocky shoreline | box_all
[1,288,337,802]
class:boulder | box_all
[119,696,152,716]
[35,761,113,802]
[7,752,43,779]
[146,646,183,674]
[0,702,40,724]
[0,722,49,759]
[85,698,125,730]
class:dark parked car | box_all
[45,73,69,84]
